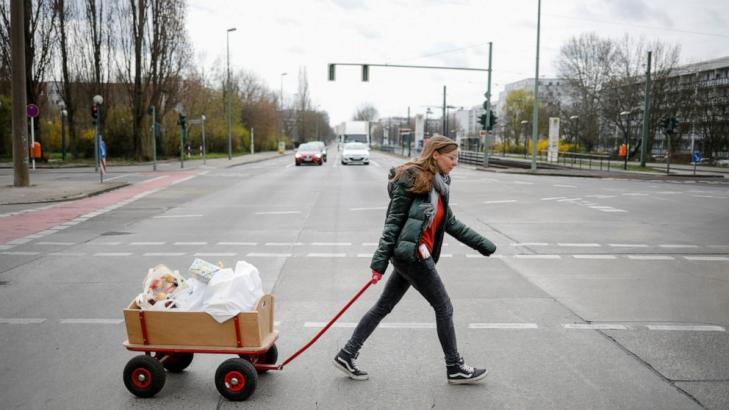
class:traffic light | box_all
[91,105,98,120]
[362,64,369,82]
[478,114,488,130]
[487,110,497,131]
[328,64,336,81]
[178,113,186,129]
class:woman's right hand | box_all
[371,270,383,284]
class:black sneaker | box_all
[333,349,369,380]
[447,359,488,384]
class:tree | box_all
[352,103,378,122]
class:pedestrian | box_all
[334,135,497,384]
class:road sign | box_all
[26,104,39,118]
[188,118,202,125]
[692,151,702,164]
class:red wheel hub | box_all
[224,371,246,392]
[131,368,152,389]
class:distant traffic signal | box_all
[362,64,369,82]
[487,110,497,131]
[178,113,186,129]
[328,64,336,81]
[478,114,488,130]
[91,105,98,120]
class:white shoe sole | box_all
[448,369,489,385]
[333,360,369,380]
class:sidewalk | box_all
[0,151,288,205]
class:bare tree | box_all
[352,103,378,121]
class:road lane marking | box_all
[357,254,372,258]
[557,197,582,202]
[0,251,40,255]
[306,253,346,258]
[484,200,517,204]
[0,318,46,324]
[563,324,628,330]
[541,197,568,201]
[60,319,123,324]
[350,207,387,211]
[362,242,378,246]
[94,252,132,256]
[511,242,549,246]
[49,252,86,256]
[265,242,303,246]
[195,252,237,257]
[218,242,257,246]
[554,184,577,188]
[659,244,699,249]
[255,211,301,215]
[622,193,649,196]
[514,255,561,259]
[174,242,207,245]
[153,214,203,218]
[609,244,649,248]
[96,242,121,246]
[144,252,186,256]
[246,252,292,257]
[130,242,166,245]
[35,241,75,246]
[558,243,601,247]
[573,255,617,259]
[683,256,729,261]
[469,323,538,329]
[312,242,352,246]
[627,255,675,260]
[647,325,725,332]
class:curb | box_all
[0,182,130,205]
[225,152,291,168]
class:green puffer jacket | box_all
[370,167,497,274]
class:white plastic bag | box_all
[135,264,187,311]
[202,260,264,323]
[173,277,207,311]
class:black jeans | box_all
[343,257,460,366]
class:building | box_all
[495,77,573,118]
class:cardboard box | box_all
[124,294,275,351]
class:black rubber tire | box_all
[215,358,257,401]
[157,352,194,373]
[256,344,278,374]
[123,355,166,398]
[295,162,300,166]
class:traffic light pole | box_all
[11,0,29,187]
[640,51,652,167]
[483,42,492,168]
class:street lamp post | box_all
[521,120,529,159]
[280,72,287,140]
[620,111,631,170]
[59,101,67,161]
[570,115,579,162]
[93,95,103,172]
[226,27,236,160]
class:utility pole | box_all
[484,41,492,167]
[11,0,29,186]
[442,86,447,136]
[640,51,652,167]
[531,0,542,171]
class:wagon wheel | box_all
[123,355,166,398]
[256,344,278,374]
[215,358,257,401]
[154,352,194,373]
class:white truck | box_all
[336,121,370,149]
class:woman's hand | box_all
[371,270,383,284]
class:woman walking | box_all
[334,136,497,384]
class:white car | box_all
[341,142,370,165]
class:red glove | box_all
[371,270,383,284]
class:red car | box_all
[295,142,324,166]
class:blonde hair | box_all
[391,136,458,194]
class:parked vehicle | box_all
[341,142,370,165]
[295,142,324,166]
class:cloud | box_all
[606,0,674,27]
[332,0,369,10]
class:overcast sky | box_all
[187,0,729,125]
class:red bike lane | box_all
[0,171,199,245]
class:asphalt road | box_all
[1,148,728,409]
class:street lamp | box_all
[620,111,631,170]
[93,95,103,172]
[58,101,67,161]
[226,27,237,160]
[521,120,529,158]
[569,115,579,160]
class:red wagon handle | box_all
[259,278,374,371]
